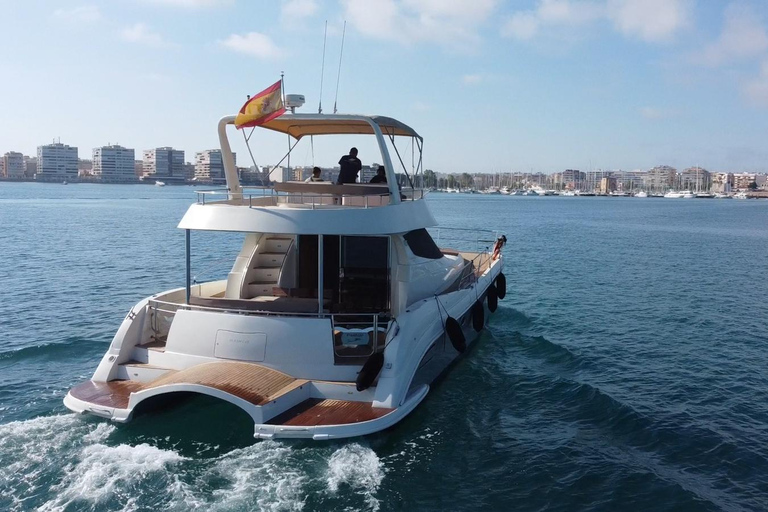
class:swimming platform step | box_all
[67,361,392,427]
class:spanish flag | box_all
[235,80,286,129]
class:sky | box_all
[1,0,768,173]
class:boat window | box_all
[403,229,443,259]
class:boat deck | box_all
[268,398,394,426]
[69,362,304,409]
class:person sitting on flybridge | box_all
[369,165,387,184]
[336,147,362,184]
[304,166,323,182]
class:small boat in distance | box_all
[155,180,166,187]
[664,191,683,198]
[734,191,748,199]
[62,180,68,185]
[63,105,508,440]
[634,191,648,198]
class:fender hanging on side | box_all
[496,272,507,300]
[487,283,498,313]
[471,300,484,332]
[356,352,385,391]
[445,316,466,353]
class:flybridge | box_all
[217,113,425,203]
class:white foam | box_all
[1,415,388,512]
[0,415,115,511]
[39,442,186,512]
[326,443,384,511]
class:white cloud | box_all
[53,5,101,23]
[501,12,540,40]
[462,74,483,85]
[219,32,285,59]
[607,0,691,43]
[281,0,318,21]
[120,23,170,47]
[501,0,690,43]
[140,0,232,7]
[743,60,768,107]
[699,4,768,67]
[341,0,497,49]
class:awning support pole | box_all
[318,235,324,315]
[185,229,191,304]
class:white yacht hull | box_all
[65,256,504,440]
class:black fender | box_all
[356,352,385,391]
[487,283,498,313]
[496,272,507,300]
[445,316,466,353]
[471,300,484,332]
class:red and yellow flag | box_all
[235,80,286,129]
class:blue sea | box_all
[1,182,767,511]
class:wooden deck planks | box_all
[268,398,394,426]
[69,362,300,410]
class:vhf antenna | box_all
[318,20,327,114]
[333,20,346,114]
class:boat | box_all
[63,108,507,440]
[681,190,695,199]
[155,180,166,187]
[664,191,683,198]
[734,191,748,199]
[510,189,525,196]
[522,189,539,196]
[714,192,731,199]
[695,192,715,199]
[561,190,577,197]
[62,180,68,185]
[634,191,648,198]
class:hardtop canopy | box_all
[253,113,422,140]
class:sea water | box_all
[0,183,767,511]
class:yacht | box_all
[695,192,715,199]
[522,189,539,196]
[64,110,507,440]
[155,180,166,187]
[664,191,683,198]
[734,191,748,199]
[681,190,695,199]
[561,190,577,197]
[634,191,648,198]
[714,192,731,199]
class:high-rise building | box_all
[37,142,78,181]
[2,152,25,178]
[24,156,37,178]
[732,173,767,190]
[612,170,647,191]
[194,149,235,182]
[679,167,710,191]
[143,147,185,182]
[647,165,676,191]
[93,145,136,181]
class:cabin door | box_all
[338,236,389,312]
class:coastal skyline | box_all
[2,1,768,173]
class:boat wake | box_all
[0,414,387,512]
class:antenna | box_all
[318,20,328,114]
[333,20,346,114]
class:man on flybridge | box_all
[336,147,362,184]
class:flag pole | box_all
[282,71,290,170]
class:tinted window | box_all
[404,229,443,259]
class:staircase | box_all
[247,236,292,297]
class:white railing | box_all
[429,226,501,252]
